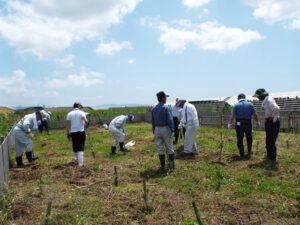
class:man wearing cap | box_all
[171,98,180,144]
[253,88,280,161]
[178,100,199,155]
[13,111,43,167]
[228,94,260,158]
[39,110,51,135]
[109,114,134,154]
[152,91,176,170]
[66,102,88,166]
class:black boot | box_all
[119,142,127,152]
[16,156,24,167]
[159,155,165,171]
[25,152,38,163]
[238,146,245,158]
[168,154,177,169]
[111,146,116,155]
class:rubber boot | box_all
[168,154,177,169]
[159,155,165,171]
[119,142,127,152]
[238,146,245,158]
[16,156,24,167]
[111,146,117,155]
[25,152,38,163]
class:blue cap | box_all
[128,114,134,121]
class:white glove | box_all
[178,124,182,130]
[172,132,175,137]
[256,122,261,127]
[227,123,232,129]
[273,117,278,123]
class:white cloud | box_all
[94,41,133,55]
[182,0,211,8]
[198,8,209,19]
[245,0,300,29]
[0,70,30,95]
[142,18,264,53]
[128,59,135,64]
[56,54,75,68]
[47,70,104,88]
[0,0,141,59]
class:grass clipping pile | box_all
[1,124,300,225]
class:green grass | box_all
[1,123,299,224]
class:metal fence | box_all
[199,111,300,132]
[0,125,15,195]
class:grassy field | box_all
[1,124,299,225]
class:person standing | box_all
[66,103,88,166]
[178,100,199,155]
[253,89,280,161]
[13,111,43,167]
[39,110,51,135]
[228,93,260,158]
[109,114,134,154]
[171,98,180,144]
[152,91,176,170]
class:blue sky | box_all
[0,0,299,107]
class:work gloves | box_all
[67,133,71,141]
[227,123,232,129]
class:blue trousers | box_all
[235,121,252,157]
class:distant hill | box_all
[0,106,14,115]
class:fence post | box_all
[288,113,292,132]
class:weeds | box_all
[0,186,14,223]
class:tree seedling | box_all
[191,200,205,225]
[114,166,118,187]
[219,132,223,162]
[142,178,149,209]
[44,201,52,225]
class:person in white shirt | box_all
[177,100,199,155]
[109,114,134,154]
[253,89,280,161]
[171,98,180,144]
[13,111,43,167]
[66,102,88,166]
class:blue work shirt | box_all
[151,102,174,133]
[232,99,256,120]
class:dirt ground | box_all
[1,124,299,225]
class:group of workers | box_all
[13,88,280,169]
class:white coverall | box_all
[109,115,128,147]
[13,113,37,157]
[179,102,199,154]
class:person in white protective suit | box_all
[13,111,43,167]
[109,114,134,154]
[177,100,199,156]
[39,110,51,135]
